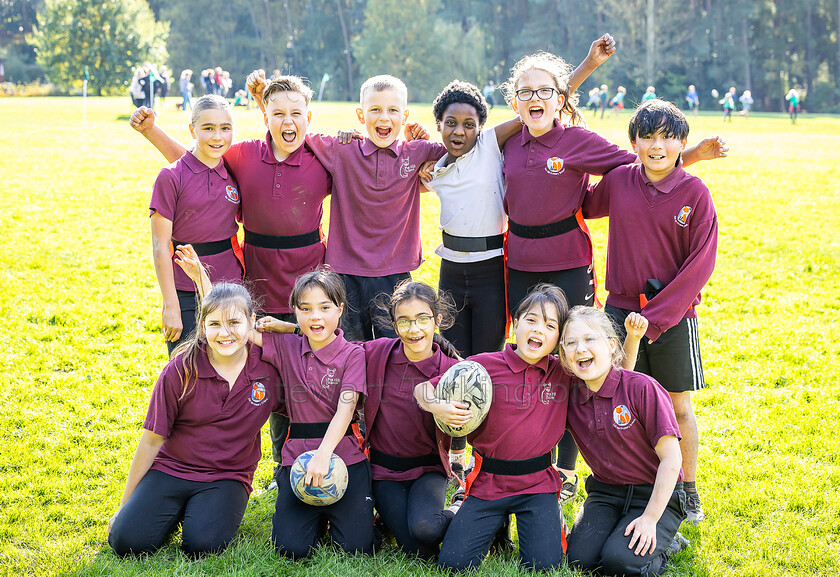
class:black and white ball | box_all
[434,360,493,437]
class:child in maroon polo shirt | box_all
[583,99,718,523]
[147,95,244,356]
[247,72,446,342]
[561,306,687,576]
[251,269,373,558]
[414,284,571,572]
[108,283,283,557]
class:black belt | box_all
[288,422,355,439]
[442,231,504,253]
[370,449,440,471]
[244,228,321,250]
[507,214,579,239]
[171,238,231,257]
[477,451,552,476]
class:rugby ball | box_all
[289,450,348,506]
[434,360,493,437]
[710,89,719,98]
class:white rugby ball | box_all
[289,450,348,506]
[434,360,493,437]
[710,89,719,98]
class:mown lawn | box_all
[2,96,839,576]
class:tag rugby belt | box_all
[244,228,321,250]
[442,231,504,253]
[474,450,553,476]
[370,449,440,471]
[507,213,579,239]
[171,238,233,257]
[288,422,356,439]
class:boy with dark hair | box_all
[583,99,720,523]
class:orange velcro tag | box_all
[351,422,369,460]
[464,451,483,496]
[230,234,245,277]
[574,209,602,308]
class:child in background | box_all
[720,87,736,121]
[599,84,609,118]
[415,284,571,572]
[248,72,446,342]
[739,90,754,116]
[643,86,657,101]
[583,99,719,523]
[147,94,244,355]
[108,280,283,556]
[786,89,800,123]
[253,270,373,557]
[587,87,601,114]
[500,52,724,494]
[561,306,688,576]
[611,86,626,116]
[178,69,193,111]
[685,85,699,117]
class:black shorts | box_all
[606,304,706,393]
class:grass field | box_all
[2,96,840,577]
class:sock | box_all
[683,480,697,495]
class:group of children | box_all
[111,32,725,575]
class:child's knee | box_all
[181,530,234,557]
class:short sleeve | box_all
[149,167,178,220]
[304,134,340,172]
[142,365,182,438]
[340,345,367,397]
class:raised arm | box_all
[246,69,268,114]
[129,106,188,163]
[173,244,211,299]
[568,34,616,94]
[108,429,165,533]
[622,313,649,370]
[682,136,728,167]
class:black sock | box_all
[683,480,697,494]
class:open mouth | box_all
[648,154,665,160]
[529,106,544,120]
[527,337,543,350]
[308,324,324,334]
[576,356,593,370]
[282,130,297,143]
[449,138,464,148]
[375,127,392,139]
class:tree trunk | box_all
[283,0,299,74]
[805,3,813,95]
[334,0,354,101]
[264,0,278,71]
[742,14,751,90]
[646,0,655,86]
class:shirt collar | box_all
[638,159,686,193]
[301,329,348,365]
[520,118,565,148]
[502,343,550,373]
[182,149,228,178]
[260,131,303,166]
[573,367,621,403]
[391,342,443,379]
[361,137,400,157]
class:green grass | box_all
[2,96,839,576]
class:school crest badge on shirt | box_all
[321,368,340,389]
[249,382,267,406]
[675,206,692,227]
[399,157,416,178]
[545,157,564,175]
[613,404,635,429]
[225,185,240,204]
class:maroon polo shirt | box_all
[429,345,570,500]
[502,120,636,272]
[223,133,331,314]
[306,134,445,276]
[260,331,367,467]
[566,368,683,486]
[365,341,457,481]
[144,343,283,494]
[149,150,243,291]
[583,162,718,340]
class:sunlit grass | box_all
[2,97,839,576]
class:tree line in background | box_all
[1,0,838,111]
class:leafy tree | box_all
[30,0,168,94]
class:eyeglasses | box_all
[395,315,434,331]
[561,335,602,350]
[515,87,558,101]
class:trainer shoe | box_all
[664,531,690,561]
[558,472,579,504]
[684,491,706,523]
[450,461,466,486]
[266,464,281,491]
[447,488,466,515]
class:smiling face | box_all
[560,318,617,390]
[511,68,565,138]
[264,90,311,161]
[204,306,252,362]
[632,129,687,182]
[356,88,409,148]
[438,102,481,161]
[294,286,343,351]
[513,302,561,364]
[189,108,234,167]
[394,297,440,362]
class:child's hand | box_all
[430,401,473,429]
[696,136,728,159]
[418,160,437,182]
[173,244,204,284]
[246,69,267,98]
[624,313,648,341]
[129,106,156,133]
[586,33,616,67]
[625,514,658,556]
[305,450,331,488]
[162,303,183,342]
[256,316,295,333]
[337,129,363,144]
[404,121,430,142]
